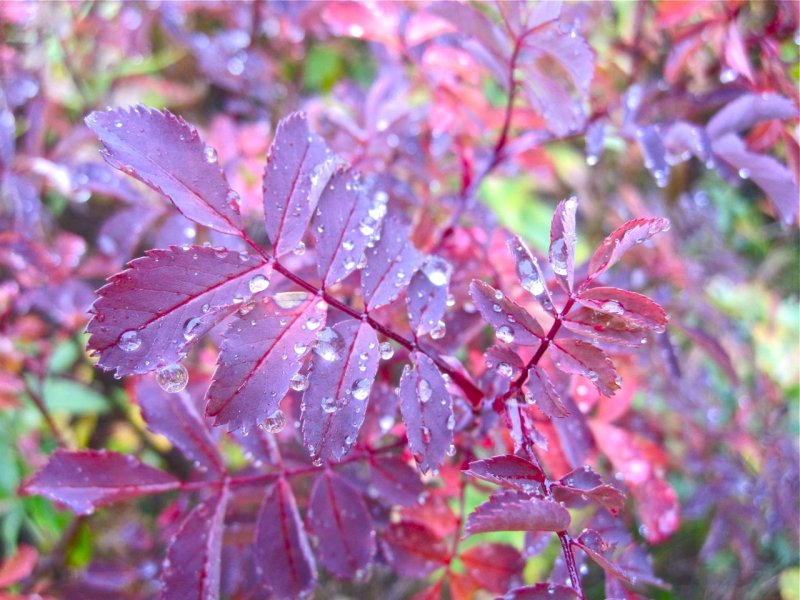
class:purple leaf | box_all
[301,319,378,462]
[464,490,570,536]
[136,378,224,476]
[310,169,375,287]
[585,119,606,166]
[587,217,671,280]
[562,306,646,346]
[662,121,714,166]
[553,466,626,515]
[426,1,512,63]
[406,256,452,336]
[87,245,271,377]
[380,521,448,578]
[485,344,525,381]
[85,106,242,235]
[369,456,425,506]
[502,584,580,600]
[706,92,798,139]
[254,479,316,600]
[549,197,578,293]
[263,112,334,257]
[636,125,670,187]
[97,204,161,260]
[573,529,666,588]
[522,69,586,137]
[464,454,545,490]
[712,132,799,224]
[460,543,524,593]
[21,450,179,515]
[398,351,454,474]
[551,339,619,396]
[160,488,229,600]
[306,470,375,579]
[523,23,594,94]
[507,236,556,315]
[361,216,425,311]
[576,287,667,331]
[206,293,327,430]
[69,162,145,205]
[469,280,544,345]
[523,365,568,418]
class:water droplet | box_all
[321,396,337,413]
[314,327,342,361]
[429,320,446,339]
[492,303,502,313]
[738,168,750,179]
[497,362,514,377]
[551,238,569,276]
[379,414,394,432]
[351,378,372,401]
[294,341,308,355]
[262,409,286,433]
[293,241,306,255]
[379,342,394,360]
[119,330,142,352]
[156,363,188,393]
[342,239,355,251]
[203,145,218,164]
[600,300,624,315]
[290,373,308,391]
[273,291,308,309]
[496,325,515,343]
[183,316,202,341]
[417,379,432,403]
[249,274,269,294]
[306,315,322,331]
[422,257,451,286]
[421,426,432,443]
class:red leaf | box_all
[563,306,647,347]
[587,218,671,280]
[380,521,449,578]
[254,479,316,600]
[502,583,580,599]
[361,216,425,310]
[524,365,568,418]
[0,545,37,588]
[464,491,570,536]
[87,245,271,377]
[464,454,545,490]
[634,477,680,545]
[21,449,179,515]
[398,351,454,474]
[301,319,378,462]
[407,257,452,336]
[85,106,242,235]
[576,287,667,331]
[262,112,334,258]
[574,529,667,588]
[310,169,376,287]
[469,280,544,345]
[160,488,229,600]
[306,470,375,579]
[460,543,524,593]
[507,236,556,315]
[724,22,753,82]
[206,293,327,430]
[551,339,619,396]
[135,378,224,476]
[369,456,425,506]
[549,197,578,293]
[552,465,626,515]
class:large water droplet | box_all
[496,325,515,343]
[497,362,514,378]
[429,320,446,339]
[601,300,624,315]
[119,330,142,352]
[273,291,308,309]
[262,409,286,433]
[551,238,569,276]
[248,274,269,294]
[203,145,218,164]
[183,317,202,341]
[417,379,432,404]
[422,257,451,287]
[293,241,306,256]
[314,327,342,361]
[290,373,308,391]
[351,378,372,401]
[379,342,394,360]
[156,363,188,393]
[321,396,337,413]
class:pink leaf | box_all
[562,306,646,347]
[524,365,568,418]
[469,280,544,345]
[576,287,668,331]
[587,218,671,280]
[160,488,229,600]
[464,491,570,536]
[464,454,545,490]
[723,22,753,82]
[87,245,271,377]
[0,545,37,588]
[460,543,524,593]
[85,106,242,235]
[380,521,449,578]
[135,378,224,476]
[361,216,425,310]
[551,339,619,396]
[369,456,426,506]
[301,319,379,462]
[306,470,375,579]
[206,294,327,431]
[255,479,316,600]
[21,449,179,515]
[398,351,454,474]
[310,169,375,287]
[507,236,556,315]
[262,112,334,257]
[552,466,626,515]
[549,197,578,293]
[407,256,452,336]
[426,1,512,63]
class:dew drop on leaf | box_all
[155,363,188,393]
[551,238,569,275]
[379,342,394,360]
[314,327,342,361]
[422,257,452,286]
[601,300,624,315]
[261,409,286,433]
[248,274,269,294]
[429,320,446,339]
[496,325,515,343]
[293,241,306,255]
[497,362,514,378]
[290,373,308,391]
[119,330,142,352]
[321,396,337,413]
[182,316,202,341]
[351,378,372,401]
[417,379,432,404]
[203,145,218,164]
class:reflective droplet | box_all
[351,378,372,401]
[262,409,286,433]
[203,145,218,164]
[290,373,308,391]
[306,315,322,331]
[183,317,202,341]
[379,342,394,360]
[293,241,306,255]
[248,274,269,294]
[551,238,569,276]
[601,300,624,315]
[119,330,142,352]
[156,363,188,393]
[294,341,308,355]
[417,379,432,404]
[429,320,446,339]
[496,325,515,343]
[497,362,514,378]
[314,327,342,361]
[321,396,337,413]
[273,291,308,309]
[422,257,451,286]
